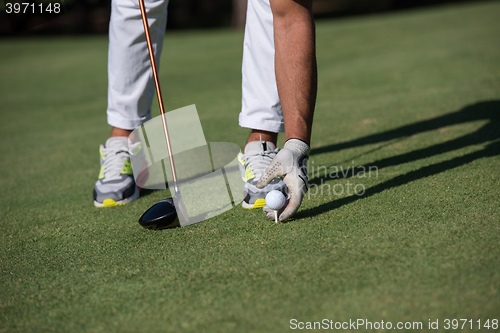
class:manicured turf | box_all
[1,2,499,332]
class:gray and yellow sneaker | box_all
[93,137,146,207]
[237,140,287,209]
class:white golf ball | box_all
[265,190,286,210]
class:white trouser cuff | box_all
[239,113,284,133]
[107,112,152,131]
[239,0,283,133]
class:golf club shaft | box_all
[138,0,180,194]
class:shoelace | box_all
[243,147,279,179]
[101,146,131,182]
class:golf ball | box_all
[265,190,286,210]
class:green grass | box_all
[1,2,500,332]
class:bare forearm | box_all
[271,0,317,144]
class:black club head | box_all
[138,198,180,230]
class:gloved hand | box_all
[257,138,310,221]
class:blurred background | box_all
[0,0,487,35]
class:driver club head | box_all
[138,197,181,230]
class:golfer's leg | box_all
[257,0,317,220]
[240,0,283,145]
[107,0,169,134]
[270,0,317,144]
[94,0,168,207]
[237,0,288,209]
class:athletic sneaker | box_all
[237,140,287,209]
[93,137,147,207]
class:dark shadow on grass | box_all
[310,100,500,158]
[295,100,500,220]
[296,140,500,220]
[139,188,158,198]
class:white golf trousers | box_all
[107,0,283,133]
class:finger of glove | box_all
[256,149,292,189]
[279,196,301,221]
[263,199,288,220]
[279,174,306,221]
[262,207,277,221]
[262,205,273,214]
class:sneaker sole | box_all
[242,198,266,209]
[94,186,140,208]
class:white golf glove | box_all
[257,139,310,221]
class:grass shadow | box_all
[139,188,159,198]
[295,100,500,220]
